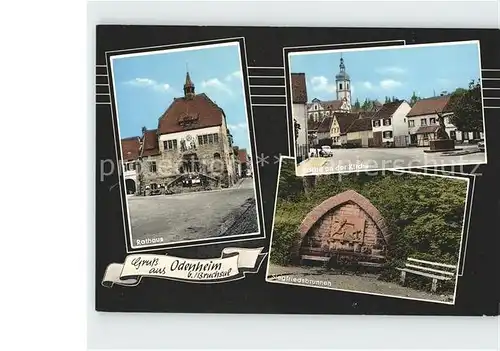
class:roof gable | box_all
[121,137,140,161]
[141,129,160,157]
[158,93,224,134]
[371,100,405,120]
[334,112,359,133]
[407,95,452,117]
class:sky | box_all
[289,41,481,104]
[111,42,251,153]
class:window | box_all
[314,112,318,118]
[339,83,343,90]
[420,118,427,126]
[214,152,221,159]
[408,120,415,127]
[373,120,381,128]
[198,133,219,146]
[462,131,469,140]
[149,161,157,173]
[325,111,330,116]
[450,130,456,140]
[314,105,318,110]
[383,119,391,126]
[383,131,393,139]
[163,139,177,150]
[430,118,436,124]
[346,82,349,90]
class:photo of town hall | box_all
[110,41,260,249]
[289,41,486,176]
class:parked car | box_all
[477,140,485,152]
[182,174,201,187]
[321,145,334,157]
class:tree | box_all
[447,80,483,133]
[361,98,371,111]
[409,91,421,106]
[354,98,361,110]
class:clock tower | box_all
[336,55,351,111]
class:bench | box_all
[396,257,457,292]
[300,255,330,267]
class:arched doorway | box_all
[125,179,136,194]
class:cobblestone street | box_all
[128,178,259,247]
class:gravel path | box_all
[267,263,454,303]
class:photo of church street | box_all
[290,41,486,176]
[128,178,258,245]
[110,41,260,247]
[267,157,468,304]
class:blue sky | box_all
[111,42,251,153]
[289,41,481,104]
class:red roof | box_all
[121,137,140,161]
[238,148,248,163]
[291,73,308,104]
[407,95,452,117]
[158,93,224,134]
[141,129,160,157]
[334,112,359,134]
[371,101,405,121]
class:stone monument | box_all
[424,111,456,153]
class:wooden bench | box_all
[396,257,457,292]
[300,255,330,267]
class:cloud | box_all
[310,76,336,93]
[436,78,452,86]
[376,66,406,75]
[379,79,402,90]
[201,78,233,95]
[124,78,171,92]
[227,122,247,130]
[225,70,242,82]
[362,81,374,90]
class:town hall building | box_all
[122,72,238,194]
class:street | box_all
[128,177,259,247]
[297,144,485,176]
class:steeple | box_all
[335,54,351,111]
[339,53,346,73]
[183,71,195,99]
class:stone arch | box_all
[292,190,390,260]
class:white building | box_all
[121,137,141,194]
[291,73,309,158]
[371,100,412,147]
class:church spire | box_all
[183,70,195,99]
[339,53,345,72]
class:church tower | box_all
[335,55,351,111]
[183,71,195,99]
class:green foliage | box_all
[354,98,361,110]
[447,80,483,132]
[277,159,304,201]
[409,91,421,106]
[272,159,467,291]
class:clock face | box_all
[186,134,192,141]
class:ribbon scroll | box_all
[102,247,267,287]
